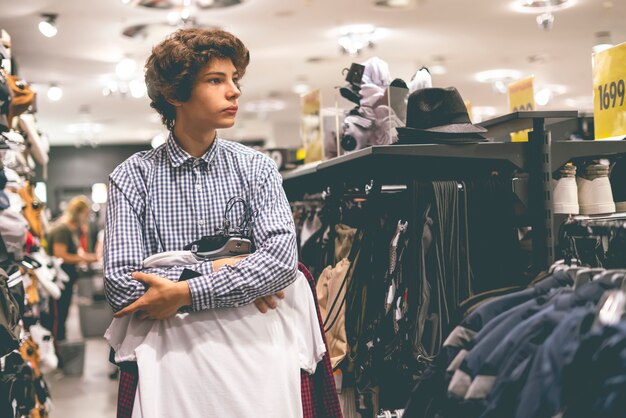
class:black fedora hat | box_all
[396,87,488,143]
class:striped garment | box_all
[103,135,298,312]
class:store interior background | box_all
[0,0,624,416]
[1,0,624,215]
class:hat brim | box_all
[399,122,487,135]
[396,127,488,143]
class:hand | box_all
[211,255,283,314]
[212,255,249,272]
[113,272,192,320]
[253,291,285,314]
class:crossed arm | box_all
[113,256,286,319]
[103,160,298,319]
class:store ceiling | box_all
[0,0,623,147]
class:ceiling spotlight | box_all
[120,0,132,4]
[38,14,58,38]
[116,57,137,80]
[129,79,147,98]
[536,13,555,31]
[535,88,552,106]
[151,132,167,149]
[47,84,62,101]
[292,83,311,95]
[338,24,378,56]
[593,31,613,54]
[511,0,575,13]
[475,69,522,94]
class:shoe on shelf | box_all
[553,163,579,215]
[577,162,616,215]
[610,159,626,213]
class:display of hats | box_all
[8,76,35,127]
[18,114,48,166]
[396,87,488,144]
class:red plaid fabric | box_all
[115,263,342,418]
[117,369,138,418]
[298,262,343,418]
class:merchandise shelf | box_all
[281,111,626,273]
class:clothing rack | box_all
[283,111,626,273]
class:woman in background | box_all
[45,195,98,341]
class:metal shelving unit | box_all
[281,111,626,272]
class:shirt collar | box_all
[166,133,220,168]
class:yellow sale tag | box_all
[593,42,626,140]
[508,76,535,113]
[508,76,535,142]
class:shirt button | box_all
[196,183,202,191]
[198,219,205,226]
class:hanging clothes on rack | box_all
[404,217,626,418]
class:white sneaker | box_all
[577,176,616,215]
[29,323,59,374]
[553,177,579,214]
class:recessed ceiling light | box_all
[474,69,522,84]
[151,132,168,149]
[129,79,147,99]
[535,84,568,106]
[127,0,243,10]
[338,24,379,56]
[47,84,63,101]
[292,83,311,95]
[116,57,137,80]
[511,0,575,13]
[373,0,415,9]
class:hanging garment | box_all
[317,258,352,368]
[334,224,357,262]
[106,253,325,418]
[298,262,343,418]
[114,262,342,418]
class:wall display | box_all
[593,42,626,140]
[323,107,348,160]
[300,89,323,164]
[508,75,535,142]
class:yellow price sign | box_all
[508,76,535,113]
[593,42,626,140]
[507,76,535,142]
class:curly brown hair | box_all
[145,28,250,131]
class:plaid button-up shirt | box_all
[103,135,298,312]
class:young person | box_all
[103,28,324,416]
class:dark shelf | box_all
[281,142,527,183]
[479,110,579,142]
[552,139,626,169]
[281,162,320,181]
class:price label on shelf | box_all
[507,76,535,142]
[508,76,535,113]
[593,42,626,140]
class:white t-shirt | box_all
[105,255,325,418]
